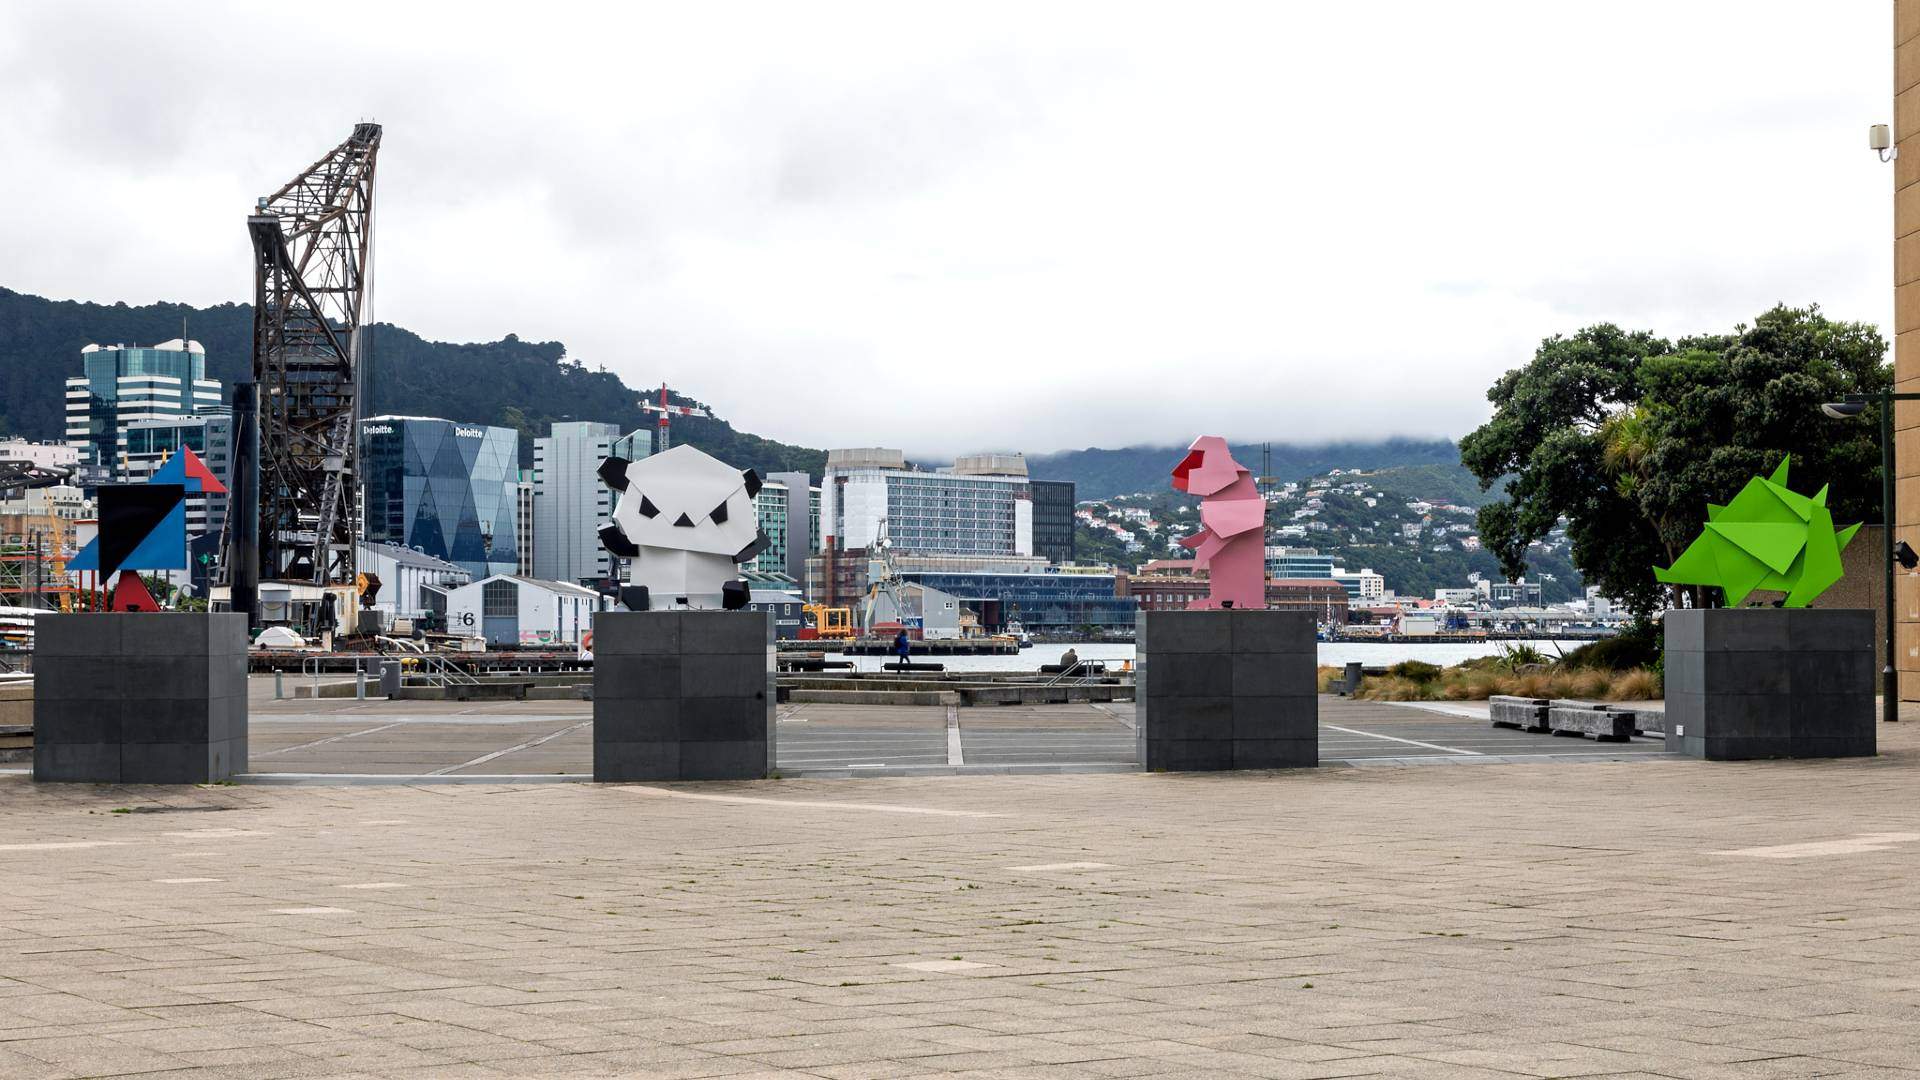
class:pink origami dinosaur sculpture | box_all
[1172,436,1266,610]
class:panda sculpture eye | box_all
[710,500,729,524]
[638,495,660,519]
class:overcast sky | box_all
[0,2,1894,456]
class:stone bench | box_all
[1488,695,1550,732]
[1547,704,1635,742]
[1618,708,1662,736]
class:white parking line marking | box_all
[337,882,409,890]
[154,878,222,884]
[1321,724,1482,755]
[254,721,409,757]
[1009,862,1116,872]
[947,706,965,766]
[1715,833,1920,859]
[270,907,354,915]
[0,841,128,852]
[428,721,591,776]
[1379,701,1490,721]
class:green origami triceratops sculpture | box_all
[1654,455,1860,607]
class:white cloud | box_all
[0,1,1893,456]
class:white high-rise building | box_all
[820,448,1032,557]
[531,421,652,586]
[65,340,223,475]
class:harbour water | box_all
[841,640,1595,674]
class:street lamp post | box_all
[1820,391,1920,724]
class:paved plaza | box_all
[231,690,1670,779]
[2,703,1918,1078]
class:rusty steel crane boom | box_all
[241,123,381,588]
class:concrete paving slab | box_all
[3,708,1919,1078]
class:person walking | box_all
[892,629,912,670]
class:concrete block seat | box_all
[1488,696,1549,732]
[593,610,775,781]
[1136,609,1317,771]
[1663,608,1874,760]
[34,613,248,784]
[1546,704,1634,742]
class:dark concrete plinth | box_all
[592,610,774,781]
[33,613,249,784]
[1136,609,1317,770]
[1663,608,1874,760]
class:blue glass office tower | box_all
[64,340,224,473]
[361,417,521,579]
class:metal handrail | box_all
[406,653,478,687]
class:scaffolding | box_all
[0,530,78,612]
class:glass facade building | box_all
[1266,547,1335,579]
[65,340,223,474]
[361,416,522,579]
[898,569,1135,635]
[1029,479,1075,564]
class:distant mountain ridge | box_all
[0,287,1472,500]
[0,287,825,477]
[1028,439,1464,502]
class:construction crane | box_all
[240,123,381,590]
[639,382,711,451]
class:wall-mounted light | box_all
[1872,123,1899,163]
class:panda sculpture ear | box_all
[598,456,633,492]
[742,469,761,497]
[598,521,639,558]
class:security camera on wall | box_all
[596,445,770,612]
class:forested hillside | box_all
[0,287,825,477]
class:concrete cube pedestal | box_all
[1137,609,1317,770]
[1663,608,1874,760]
[592,610,775,781]
[33,613,249,784]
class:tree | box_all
[1460,305,1889,620]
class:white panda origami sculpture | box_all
[597,445,770,611]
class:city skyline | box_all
[0,2,1892,456]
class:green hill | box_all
[1028,438,1462,502]
[0,287,824,477]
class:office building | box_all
[764,471,819,582]
[532,421,652,586]
[1265,547,1335,579]
[820,448,1032,558]
[1490,579,1544,608]
[753,479,794,576]
[896,567,1133,636]
[1332,567,1385,603]
[119,413,231,541]
[65,340,223,474]
[1029,479,1075,564]
[0,439,80,471]
[360,416,522,580]
[516,470,536,577]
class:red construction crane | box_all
[638,382,712,451]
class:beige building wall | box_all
[1898,1,1920,697]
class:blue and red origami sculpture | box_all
[70,447,226,611]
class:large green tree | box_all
[1459,305,1889,619]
